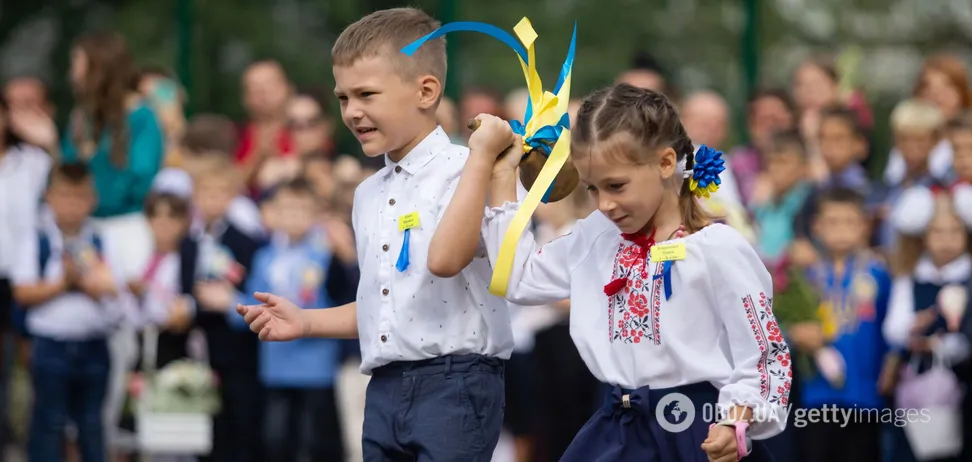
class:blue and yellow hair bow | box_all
[403,17,577,297]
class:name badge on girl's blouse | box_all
[650,242,686,261]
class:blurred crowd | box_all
[0,27,971,462]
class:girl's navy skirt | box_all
[560,382,778,462]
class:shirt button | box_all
[382,244,389,252]
[382,288,389,296]
[395,166,402,173]
[389,198,396,206]
[380,334,388,343]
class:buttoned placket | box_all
[376,167,404,347]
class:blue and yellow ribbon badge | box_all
[402,17,577,297]
[688,144,726,199]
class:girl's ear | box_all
[658,147,677,180]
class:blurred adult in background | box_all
[728,88,797,207]
[0,94,53,452]
[252,89,335,194]
[3,76,55,118]
[884,54,972,185]
[459,86,503,140]
[235,60,295,191]
[138,67,187,168]
[616,51,671,97]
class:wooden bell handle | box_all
[467,118,481,131]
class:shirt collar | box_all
[915,253,972,284]
[383,126,451,175]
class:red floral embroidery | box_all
[607,241,663,345]
[741,292,791,406]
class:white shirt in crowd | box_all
[351,126,514,374]
[151,167,264,239]
[883,253,971,363]
[884,140,953,186]
[11,216,134,340]
[0,144,52,279]
[483,205,791,439]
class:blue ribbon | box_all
[652,261,674,300]
[396,229,411,272]
[402,21,577,204]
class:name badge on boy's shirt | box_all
[650,242,686,262]
[396,212,421,272]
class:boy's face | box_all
[949,128,972,183]
[193,174,236,223]
[46,179,95,229]
[765,149,806,195]
[894,128,938,171]
[813,202,867,256]
[334,53,439,158]
[274,190,318,239]
[818,117,864,172]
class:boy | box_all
[151,113,264,240]
[183,157,265,462]
[235,7,517,461]
[874,98,943,251]
[792,106,871,266]
[947,110,972,186]
[203,179,356,462]
[788,187,891,462]
[750,129,814,263]
[12,163,133,462]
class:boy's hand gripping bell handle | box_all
[466,118,580,203]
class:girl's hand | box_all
[701,424,738,462]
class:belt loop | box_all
[444,356,453,378]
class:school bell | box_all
[467,117,580,203]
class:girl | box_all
[883,183,972,462]
[481,84,790,461]
[124,192,196,462]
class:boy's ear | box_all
[417,74,442,111]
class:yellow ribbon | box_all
[488,18,574,297]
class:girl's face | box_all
[919,69,962,121]
[575,143,676,234]
[70,48,88,92]
[148,202,187,251]
[925,199,968,266]
[793,63,838,112]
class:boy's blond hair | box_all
[890,98,945,133]
[331,7,446,84]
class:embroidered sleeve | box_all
[882,276,916,349]
[705,225,791,440]
[481,201,572,305]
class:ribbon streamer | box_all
[652,260,674,300]
[402,17,577,297]
[396,229,411,272]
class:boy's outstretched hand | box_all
[236,292,308,341]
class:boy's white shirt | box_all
[351,126,514,374]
